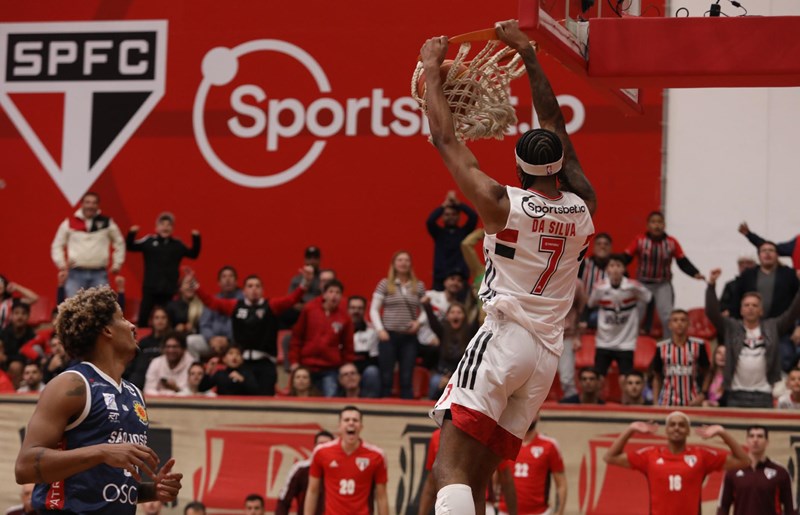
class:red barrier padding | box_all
[589,16,800,88]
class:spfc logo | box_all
[531,446,544,459]
[356,457,370,471]
[765,467,777,480]
[684,454,697,468]
[0,20,167,204]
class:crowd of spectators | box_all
[2,192,800,413]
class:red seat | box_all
[276,329,292,363]
[687,307,717,341]
[28,297,53,327]
[135,327,153,341]
[601,366,622,403]
[124,297,141,325]
[634,335,657,371]
[648,311,664,339]
[392,366,430,399]
[575,334,597,369]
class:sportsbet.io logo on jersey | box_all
[0,21,167,204]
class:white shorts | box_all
[430,313,559,460]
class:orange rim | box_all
[449,28,498,43]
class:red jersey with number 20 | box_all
[309,439,387,515]
[480,187,594,355]
[626,445,727,515]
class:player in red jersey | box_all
[498,414,566,515]
[603,412,749,515]
[305,406,388,515]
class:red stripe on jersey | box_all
[526,188,564,201]
[659,339,702,406]
[632,234,684,282]
[496,229,520,243]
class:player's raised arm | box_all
[420,37,510,234]
[603,421,658,468]
[695,425,750,470]
[495,20,596,215]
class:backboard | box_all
[519,0,800,114]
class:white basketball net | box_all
[411,40,527,141]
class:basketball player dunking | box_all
[420,20,596,515]
[15,286,182,515]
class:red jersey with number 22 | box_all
[309,439,387,515]
[626,445,726,515]
[499,434,564,514]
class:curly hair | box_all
[55,286,119,360]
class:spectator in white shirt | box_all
[144,332,195,396]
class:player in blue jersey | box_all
[14,286,182,514]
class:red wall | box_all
[0,0,663,312]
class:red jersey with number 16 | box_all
[309,438,388,515]
[480,187,593,355]
[626,445,726,515]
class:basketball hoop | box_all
[411,33,529,142]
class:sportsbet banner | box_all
[1,397,798,514]
[0,1,663,308]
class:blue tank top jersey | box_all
[32,362,149,514]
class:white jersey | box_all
[480,186,594,354]
[588,277,652,350]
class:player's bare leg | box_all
[432,418,503,515]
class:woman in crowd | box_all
[179,362,216,397]
[422,300,477,400]
[288,366,321,397]
[125,306,173,389]
[370,251,426,399]
[703,344,727,407]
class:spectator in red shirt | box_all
[623,211,705,337]
[275,430,334,515]
[290,280,355,397]
[305,406,389,515]
[604,412,749,515]
[192,266,313,395]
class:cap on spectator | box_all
[157,212,175,224]
[305,246,321,258]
